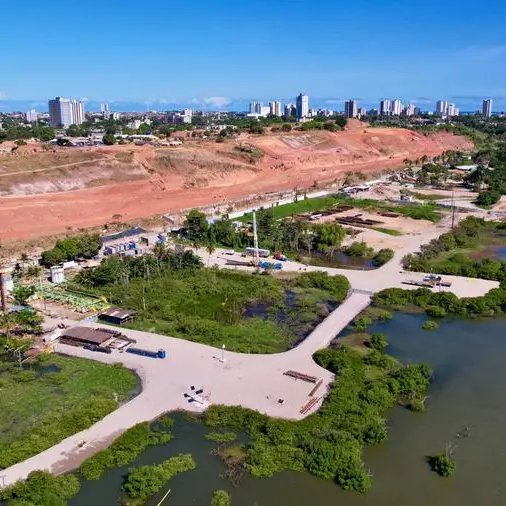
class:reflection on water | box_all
[70,314,506,506]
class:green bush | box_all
[422,320,439,331]
[79,423,172,480]
[211,490,231,506]
[370,333,388,353]
[429,453,455,477]
[0,471,80,506]
[372,249,394,267]
[123,454,196,500]
[476,189,501,207]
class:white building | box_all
[25,109,38,122]
[447,103,459,117]
[344,100,358,118]
[482,99,492,118]
[296,93,309,121]
[436,100,448,116]
[100,103,109,113]
[249,101,262,114]
[71,100,85,125]
[380,99,391,116]
[391,99,403,116]
[112,112,121,120]
[48,97,85,127]
[403,104,416,116]
[127,119,142,130]
[182,109,192,124]
[260,105,270,117]
[270,101,282,117]
[358,107,367,117]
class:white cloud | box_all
[203,96,231,108]
[80,97,89,102]
[324,98,344,105]
[190,98,202,105]
[0,91,6,100]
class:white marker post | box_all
[220,344,226,363]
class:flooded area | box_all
[69,313,506,505]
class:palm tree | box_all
[206,241,216,267]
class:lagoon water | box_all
[70,313,506,506]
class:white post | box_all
[220,344,226,363]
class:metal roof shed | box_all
[98,307,135,325]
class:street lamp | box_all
[220,344,226,363]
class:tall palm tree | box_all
[206,241,216,267]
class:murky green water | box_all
[70,313,506,506]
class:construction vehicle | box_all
[126,347,166,359]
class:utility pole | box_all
[252,209,259,267]
[451,185,456,230]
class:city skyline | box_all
[1,0,505,107]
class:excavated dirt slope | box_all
[0,123,472,240]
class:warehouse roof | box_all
[100,307,135,320]
[61,327,121,345]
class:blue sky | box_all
[1,0,506,111]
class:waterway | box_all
[70,313,506,506]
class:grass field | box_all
[0,355,138,469]
[102,269,350,354]
[239,194,442,223]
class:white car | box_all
[224,250,235,255]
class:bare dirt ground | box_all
[0,124,472,240]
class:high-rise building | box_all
[25,109,38,122]
[391,99,403,116]
[403,104,416,116]
[70,100,85,125]
[380,99,391,116]
[358,107,367,117]
[296,93,309,121]
[249,101,262,115]
[270,101,282,117]
[182,109,193,124]
[436,100,448,116]
[344,100,358,118]
[100,103,109,113]
[284,103,296,118]
[260,105,271,117]
[482,99,493,118]
[48,97,73,127]
[446,103,459,117]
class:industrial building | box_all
[98,307,135,325]
[60,327,124,347]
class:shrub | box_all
[429,453,455,477]
[370,332,388,354]
[211,490,231,506]
[422,320,439,331]
[476,189,500,207]
[372,249,394,267]
[205,431,237,443]
[0,471,80,506]
[123,454,196,500]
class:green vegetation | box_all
[373,284,506,319]
[403,217,506,282]
[41,233,102,267]
[372,227,403,236]
[0,352,137,470]
[102,134,116,145]
[79,422,172,480]
[370,332,388,353]
[422,320,439,331]
[429,453,455,477]
[0,471,80,506]
[205,431,238,443]
[123,454,196,502]
[476,189,501,207]
[201,345,431,493]
[211,490,231,506]
[372,249,395,267]
[75,254,350,353]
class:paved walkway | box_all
[0,212,500,486]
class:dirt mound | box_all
[0,128,472,240]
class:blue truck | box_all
[126,347,166,359]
